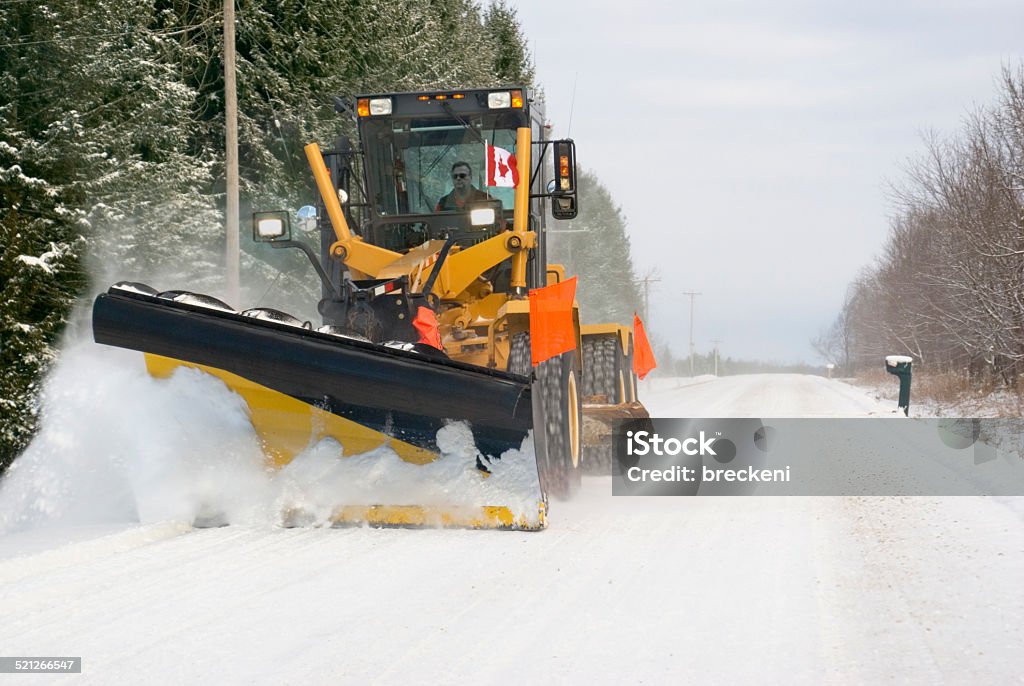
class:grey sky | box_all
[511,0,1024,364]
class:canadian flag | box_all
[485,142,519,188]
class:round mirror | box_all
[337,188,349,205]
[546,179,556,194]
[296,205,317,233]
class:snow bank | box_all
[0,342,542,534]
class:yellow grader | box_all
[92,87,650,530]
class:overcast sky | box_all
[510,0,1024,365]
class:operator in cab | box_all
[435,161,492,211]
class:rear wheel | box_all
[583,336,635,474]
[582,337,619,402]
[581,336,612,475]
[509,333,581,499]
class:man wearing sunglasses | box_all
[435,161,492,212]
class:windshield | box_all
[362,113,520,216]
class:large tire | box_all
[582,337,618,402]
[509,333,581,500]
[580,336,614,474]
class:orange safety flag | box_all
[632,313,657,380]
[413,306,444,350]
[528,276,577,366]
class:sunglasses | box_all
[452,172,469,179]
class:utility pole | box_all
[224,0,240,306]
[682,291,701,376]
[546,228,588,268]
[711,339,722,376]
[636,275,661,323]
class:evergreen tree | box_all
[547,168,644,325]
[484,1,535,84]
[0,0,537,471]
[1,0,90,469]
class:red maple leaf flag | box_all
[485,142,519,188]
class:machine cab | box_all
[351,88,542,253]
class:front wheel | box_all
[509,333,581,499]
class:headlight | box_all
[257,217,285,238]
[470,208,496,226]
[256,223,284,241]
[488,91,511,109]
[252,211,291,242]
[369,97,392,115]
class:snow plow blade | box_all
[92,285,545,530]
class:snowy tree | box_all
[831,64,1024,385]
[0,0,538,470]
[547,168,644,325]
[484,1,535,85]
[1,1,92,469]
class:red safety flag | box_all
[485,142,519,188]
[413,306,443,350]
[632,313,657,380]
[528,277,577,366]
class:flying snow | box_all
[0,341,543,534]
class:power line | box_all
[634,275,660,323]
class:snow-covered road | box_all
[1,370,1022,684]
[642,373,894,417]
[2,488,1021,683]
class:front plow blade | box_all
[92,285,545,530]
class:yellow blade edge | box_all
[314,503,547,531]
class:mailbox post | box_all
[884,355,913,416]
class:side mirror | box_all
[296,205,318,233]
[253,211,291,242]
[551,139,578,220]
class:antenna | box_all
[566,72,578,138]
